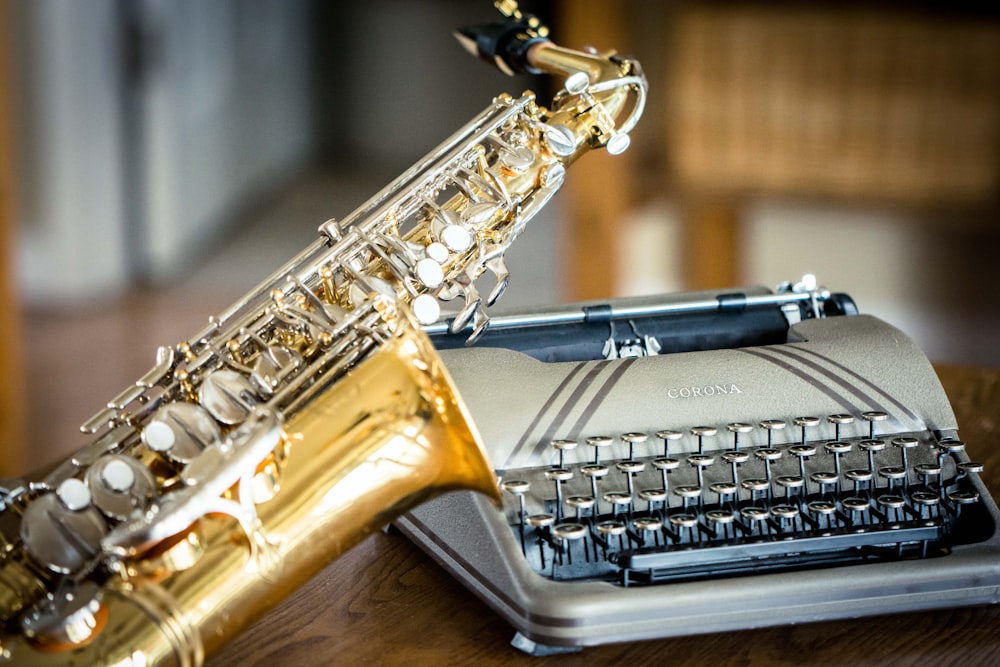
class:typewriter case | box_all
[396,286,1000,653]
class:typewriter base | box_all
[397,490,1000,651]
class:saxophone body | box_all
[0,5,646,665]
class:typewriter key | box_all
[721,450,750,487]
[807,500,837,529]
[754,448,782,490]
[788,443,817,482]
[709,481,737,508]
[706,509,735,539]
[690,426,717,454]
[911,490,940,518]
[861,411,889,438]
[845,468,873,494]
[669,513,699,542]
[638,488,667,515]
[859,439,887,473]
[740,506,769,535]
[655,429,683,457]
[759,420,786,447]
[553,523,587,565]
[621,432,648,460]
[793,416,820,444]
[876,494,906,523]
[891,436,919,470]
[597,519,627,552]
[878,466,908,493]
[632,516,662,546]
[740,478,770,503]
[948,490,980,519]
[652,458,679,494]
[673,485,702,513]
[582,464,610,514]
[771,504,800,532]
[775,475,804,500]
[824,441,852,480]
[726,422,753,450]
[842,496,870,525]
[616,460,645,503]
[810,471,838,498]
[545,468,573,519]
[586,436,614,465]
[550,439,577,468]
[827,414,855,441]
[603,491,633,520]
[687,454,715,490]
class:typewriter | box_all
[395,277,1000,654]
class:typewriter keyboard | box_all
[499,412,989,586]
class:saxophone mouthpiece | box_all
[454,6,550,77]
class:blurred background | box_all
[1,0,998,477]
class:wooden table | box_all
[213,366,1000,667]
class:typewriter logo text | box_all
[666,383,743,399]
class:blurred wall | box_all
[11,0,314,303]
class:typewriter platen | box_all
[396,278,1000,654]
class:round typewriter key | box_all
[740,506,769,534]
[877,494,906,523]
[891,436,919,469]
[845,468,873,493]
[788,443,817,480]
[709,481,737,507]
[549,439,577,468]
[771,504,800,531]
[861,411,889,438]
[957,461,984,475]
[616,460,645,498]
[673,485,701,513]
[859,438,887,474]
[824,441,852,479]
[632,516,662,545]
[553,522,587,565]
[878,466,908,492]
[937,439,966,455]
[721,450,750,487]
[754,448,782,489]
[638,488,667,515]
[706,509,735,538]
[527,513,554,527]
[669,513,699,541]
[740,478,770,504]
[827,413,855,441]
[914,463,942,489]
[775,475,804,500]
[655,429,683,457]
[807,500,836,529]
[652,457,679,495]
[566,495,595,521]
[911,490,940,518]
[544,468,573,482]
[603,491,632,519]
[582,464,609,513]
[794,416,820,444]
[759,419,786,447]
[621,432,648,460]
[616,460,646,474]
[690,426,717,454]
[502,479,530,494]
[842,496,870,526]
[597,519,627,551]
[810,471,838,498]
[726,422,753,450]
[597,520,626,536]
[687,454,715,489]
[586,436,613,465]
[948,490,980,505]
[545,468,573,519]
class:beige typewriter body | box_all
[397,301,1000,654]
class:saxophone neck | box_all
[455,5,647,159]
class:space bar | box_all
[612,522,944,572]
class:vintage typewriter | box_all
[396,277,1000,654]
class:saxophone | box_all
[0,4,646,665]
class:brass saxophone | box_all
[0,4,646,665]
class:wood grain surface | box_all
[212,365,1000,667]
